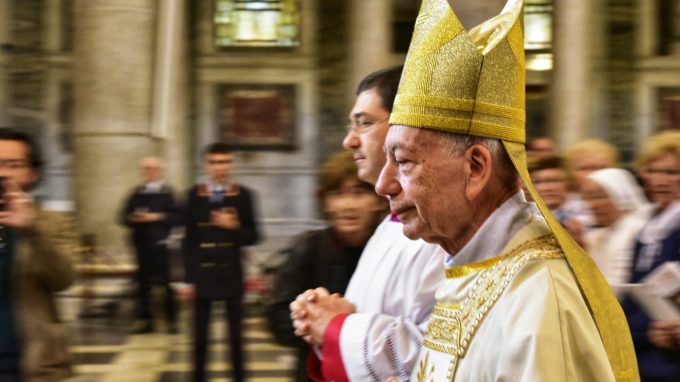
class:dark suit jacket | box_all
[120,183,177,247]
[266,228,363,382]
[182,183,260,299]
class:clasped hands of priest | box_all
[289,287,356,345]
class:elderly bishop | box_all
[375,0,640,381]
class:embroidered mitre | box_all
[392,1,639,381]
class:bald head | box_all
[140,157,164,183]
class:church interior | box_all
[1,0,679,381]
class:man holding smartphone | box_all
[0,128,76,381]
[120,157,178,334]
[182,143,261,382]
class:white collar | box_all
[144,180,164,190]
[447,190,535,266]
[638,200,680,244]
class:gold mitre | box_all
[392,1,639,381]
[390,0,525,143]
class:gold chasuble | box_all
[392,0,640,380]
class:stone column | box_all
[41,0,73,209]
[550,0,593,148]
[151,0,190,192]
[347,0,391,99]
[0,1,11,126]
[72,0,158,254]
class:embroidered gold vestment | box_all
[413,217,624,381]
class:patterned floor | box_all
[67,301,297,382]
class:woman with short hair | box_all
[624,131,680,382]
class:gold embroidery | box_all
[424,311,461,355]
[446,234,561,278]
[423,235,563,358]
[416,351,435,382]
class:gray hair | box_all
[432,130,520,191]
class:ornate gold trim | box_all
[424,237,563,359]
[446,234,561,278]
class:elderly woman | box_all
[266,151,387,381]
[564,138,621,229]
[623,131,680,382]
[581,168,650,289]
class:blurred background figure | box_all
[622,131,680,382]
[580,168,650,290]
[120,157,178,334]
[565,138,621,191]
[182,143,261,382]
[528,154,587,245]
[267,150,387,381]
[528,155,575,221]
[527,136,556,159]
[0,128,76,381]
[563,138,621,229]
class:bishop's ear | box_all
[463,144,493,201]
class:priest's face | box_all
[342,88,390,185]
[376,125,469,252]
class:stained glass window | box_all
[525,0,553,71]
[214,0,300,47]
[525,0,552,50]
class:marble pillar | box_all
[347,0,391,99]
[72,0,158,254]
[41,0,74,209]
[152,0,190,192]
[550,0,593,148]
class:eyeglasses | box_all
[644,168,680,177]
[325,186,374,198]
[532,177,567,185]
[346,117,388,134]
[208,160,232,165]
[0,159,30,169]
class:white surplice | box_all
[339,215,447,381]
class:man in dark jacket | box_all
[182,143,261,382]
[121,157,178,334]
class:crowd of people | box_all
[527,132,680,380]
[1,0,679,381]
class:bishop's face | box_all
[375,125,471,253]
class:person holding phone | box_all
[0,127,76,381]
[120,157,178,334]
[181,143,261,382]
